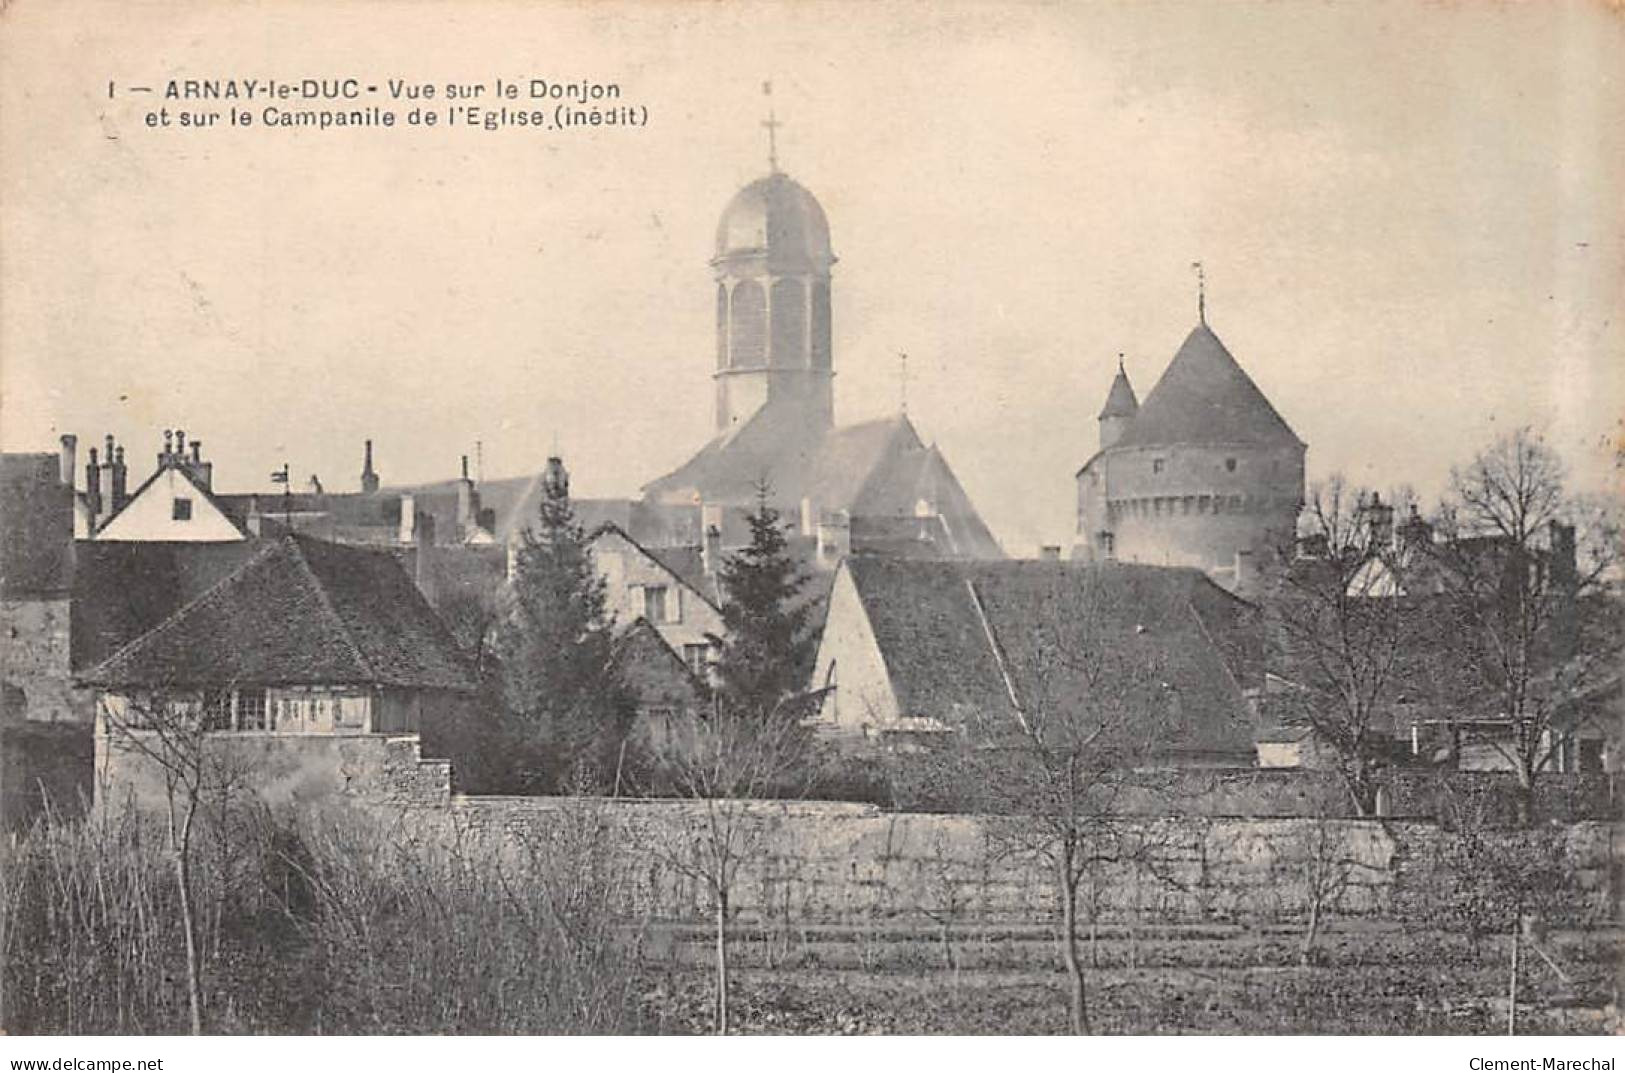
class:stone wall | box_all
[0,597,90,724]
[96,730,451,814]
[392,795,1618,928]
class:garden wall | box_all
[397,794,1620,929]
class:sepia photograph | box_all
[0,0,1621,1051]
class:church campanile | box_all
[710,166,836,436]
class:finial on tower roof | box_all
[762,80,782,173]
[1191,261,1206,325]
[898,350,909,415]
[1118,351,1126,374]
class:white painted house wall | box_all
[590,528,724,663]
[94,467,244,542]
[810,563,899,730]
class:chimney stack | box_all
[85,447,101,521]
[1549,520,1577,590]
[702,524,722,575]
[399,493,417,545]
[112,446,128,506]
[174,430,186,462]
[800,497,816,537]
[98,435,117,522]
[361,439,380,495]
[162,429,173,466]
[59,434,77,488]
[1362,492,1394,549]
[456,456,474,534]
[1398,504,1431,551]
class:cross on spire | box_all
[898,350,909,414]
[1191,261,1206,324]
[762,81,782,172]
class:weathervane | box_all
[762,80,781,172]
[1191,261,1206,324]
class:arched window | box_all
[810,281,832,369]
[729,281,766,367]
[715,283,728,370]
[771,278,807,365]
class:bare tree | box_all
[940,568,1183,1035]
[645,696,811,1034]
[1266,477,1417,816]
[1427,428,1622,824]
[97,686,254,1035]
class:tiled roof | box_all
[81,535,474,692]
[612,617,708,711]
[845,558,1262,756]
[1,454,74,597]
[72,540,263,671]
[1113,324,1301,450]
[642,410,1004,559]
[640,397,830,506]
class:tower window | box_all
[811,281,832,369]
[770,278,807,366]
[1152,458,1165,475]
[172,497,193,520]
[728,281,766,367]
[1226,458,1237,472]
[715,284,728,370]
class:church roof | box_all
[1098,365,1139,420]
[82,534,474,692]
[640,410,1003,559]
[714,172,833,267]
[1113,323,1302,450]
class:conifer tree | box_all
[495,455,635,792]
[712,485,815,721]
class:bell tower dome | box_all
[711,169,836,434]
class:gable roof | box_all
[612,616,709,709]
[81,534,474,692]
[642,410,1004,559]
[590,522,722,611]
[1114,324,1302,450]
[843,558,1261,756]
[95,462,248,539]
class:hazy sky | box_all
[3,0,1621,553]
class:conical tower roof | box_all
[1114,324,1301,449]
[1098,362,1139,419]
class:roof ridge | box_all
[592,521,722,613]
[611,615,707,691]
[94,461,249,539]
[285,536,379,683]
[84,537,284,682]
